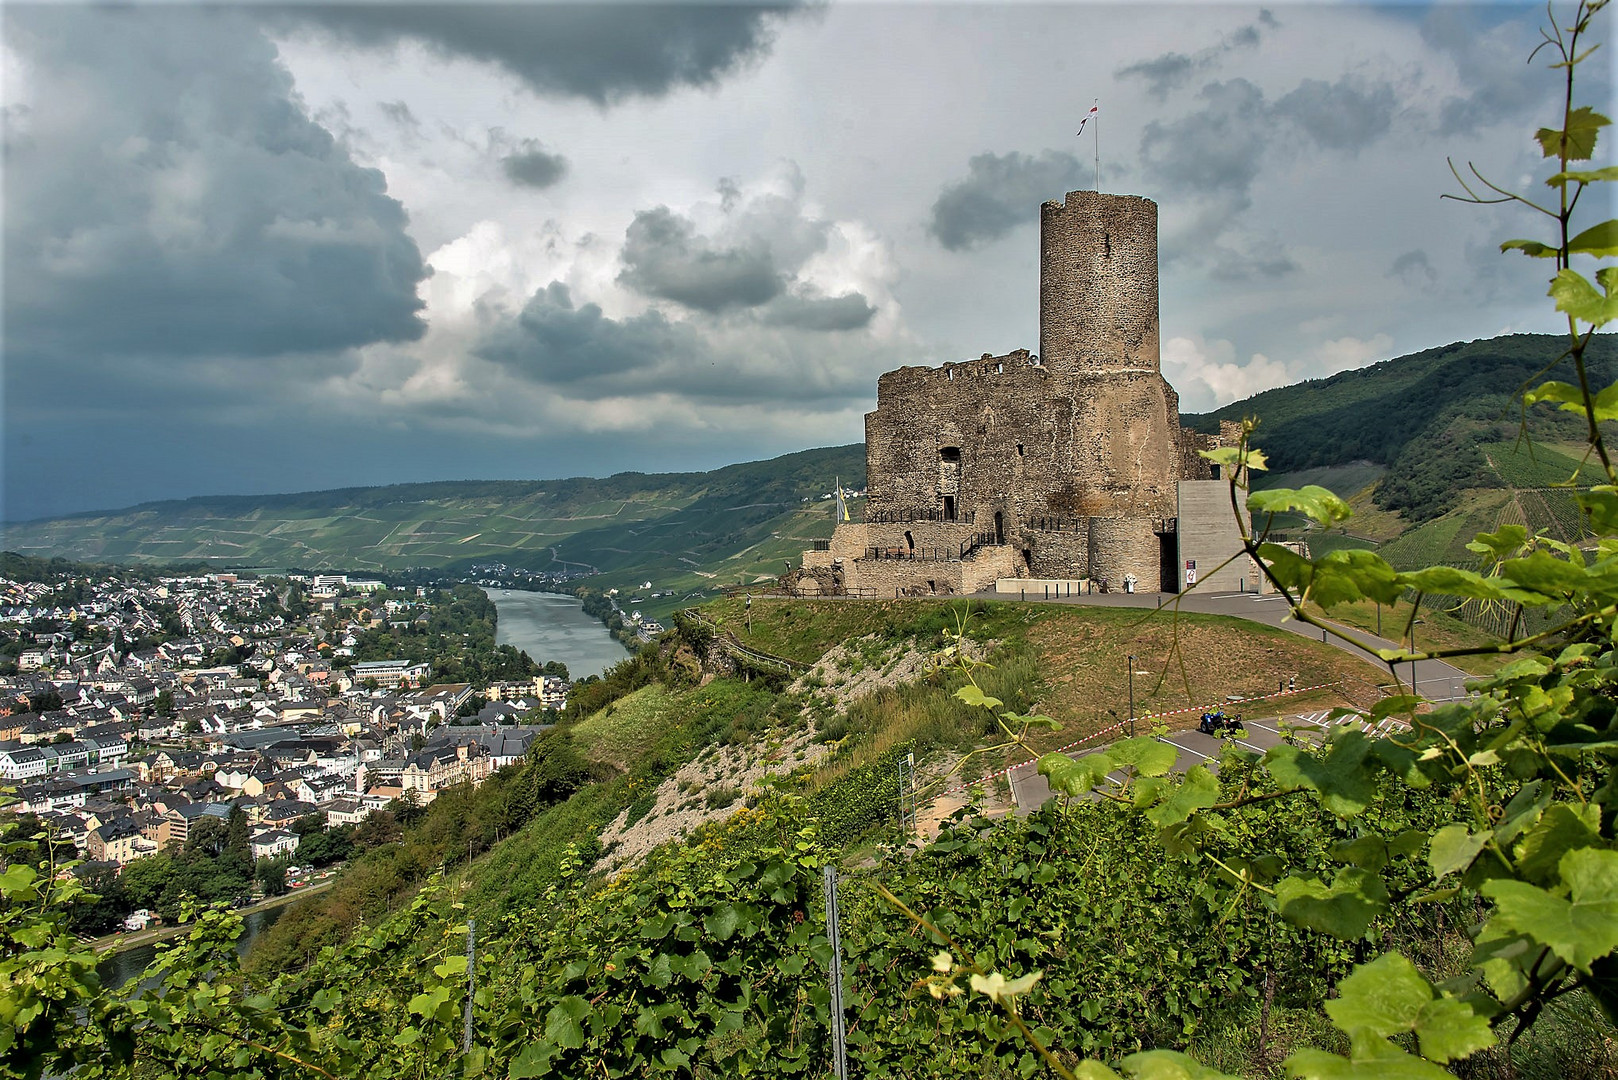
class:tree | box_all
[255,856,290,898]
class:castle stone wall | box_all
[807,191,1207,595]
[1040,192,1159,374]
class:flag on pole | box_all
[1075,101,1099,137]
[834,478,850,523]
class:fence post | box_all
[823,867,849,1080]
[463,918,475,1054]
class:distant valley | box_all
[7,333,1615,609]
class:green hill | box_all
[0,445,865,596]
[1186,333,1618,524]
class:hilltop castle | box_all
[796,190,1259,597]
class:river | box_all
[96,903,288,991]
[485,588,631,680]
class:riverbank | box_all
[89,879,334,957]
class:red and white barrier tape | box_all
[937,681,1341,795]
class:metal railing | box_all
[866,508,976,525]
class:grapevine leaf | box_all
[1247,485,1352,527]
[1500,238,1559,258]
[1324,953,1430,1037]
[1513,802,1603,886]
[1536,106,1610,161]
[1568,219,1618,257]
[1311,549,1403,607]
[1108,736,1179,778]
[1073,1063,1123,1080]
[1466,523,1529,559]
[544,995,591,1050]
[1118,1048,1243,1078]
[1546,164,1618,185]
[1276,867,1389,939]
[955,684,1003,711]
[508,1041,557,1079]
[1263,732,1378,817]
[1039,751,1116,796]
[704,904,740,942]
[1395,565,1506,601]
[1413,995,1497,1063]
[1332,836,1392,871]
[1549,268,1618,327]
[1482,848,1618,972]
[1472,920,1535,1002]
[1145,766,1219,827]
[1429,825,1491,880]
[1284,1044,1457,1079]
[969,969,1041,1003]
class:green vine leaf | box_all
[1108,736,1179,778]
[1247,485,1352,527]
[1276,867,1390,939]
[1568,219,1618,257]
[1144,766,1219,827]
[1536,105,1610,160]
[1429,825,1491,880]
[1549,267,1618,327]
[1483,847,1618,972]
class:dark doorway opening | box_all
[939,446,961,463]
[943,495,956,522]
[994,511,1004,545]
[1159,533,1178,593]
[904,530,915,552]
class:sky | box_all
[3,0,1611,522]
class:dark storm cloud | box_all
[1139,79,1269,202]
[1272,77,1396,152]
[3,5,428,363]
[1116,18,1268,100]
[618,206,784,312]
[1116,53,1199,99]
[762,292,876,332]
[276,3,804,105]
[477,281,699,385]
[378,100,419,129]
[501,141,569,189]
[1390,249,1438,287]
[927,150,1088,251]
[1420,8,1551,136]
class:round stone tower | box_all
[1038,192,1160,373]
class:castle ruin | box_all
[798,190,1260,597]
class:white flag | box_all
[1076,101,1099,136]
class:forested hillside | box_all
[1186,333,1618,522]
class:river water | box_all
[96,903,288,991]
[486,588,631,680]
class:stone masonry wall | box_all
[1039,192,1159,374]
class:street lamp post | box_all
[1128,654,1136,738]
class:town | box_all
[0,559,567,934]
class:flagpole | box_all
[1094,100,1100,191]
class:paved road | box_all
[971,587,1473,700]
[1006,708,1406,816]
